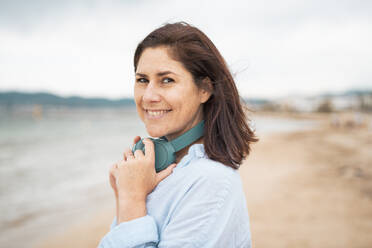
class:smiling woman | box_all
[134,46,210,142]
[98,21,258,248]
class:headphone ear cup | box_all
[152,139,176,172]
[133,138,176,172]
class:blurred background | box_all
[0,0,371,247]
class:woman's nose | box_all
[143,82,161,102]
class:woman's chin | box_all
[146,127,167,138]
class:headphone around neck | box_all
[132,120,205,172]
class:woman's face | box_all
[134,46,210,140]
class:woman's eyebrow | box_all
[135,71,178,77]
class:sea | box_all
[0,106,318,247]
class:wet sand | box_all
[34,113,372,248]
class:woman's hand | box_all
[114,137,177,201]
[109,136,141,199]
[109,136,177,222]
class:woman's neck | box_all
[174,137,204,163]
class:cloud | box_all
[0,0,371,99]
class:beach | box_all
[28,112,372,248]
[1,109,371,248]
[241,115,372,247]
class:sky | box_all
[0,0,371,99]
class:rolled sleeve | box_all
[98,215,159,248]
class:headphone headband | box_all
[170,120,205,152]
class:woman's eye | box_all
[136,78,148,83]
[162,77,174,84]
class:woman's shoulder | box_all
[189,156,237,180]
[174,144,241,188]
[155,143,244,199]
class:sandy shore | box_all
[34,113,372,248]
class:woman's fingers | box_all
[133,149,145,158]
[109,162,117,173]
[123,136,141,161]
[123,148,134,161]
[109,162,119,195]
[156,163,177,184]
[143,138,155,162]
[133,136,141,146]
[124,147,145,161]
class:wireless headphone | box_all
[132,120,205,172]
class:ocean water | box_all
[0,106,318,247]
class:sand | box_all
[34,113,372,248]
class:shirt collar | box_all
[176,143,207,169]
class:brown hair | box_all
[133,21,258,169]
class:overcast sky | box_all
[0,0,371,99]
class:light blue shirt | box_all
[98,144,252,248]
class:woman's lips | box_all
[145,109,172,119]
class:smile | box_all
[145,109,172,119]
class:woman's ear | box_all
[199,77,213,103]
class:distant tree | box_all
[0,91,135,107]
[317,98,333,113]
[358,92,372,112]
[261,102,279,112]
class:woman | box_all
[99,21,258,248]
